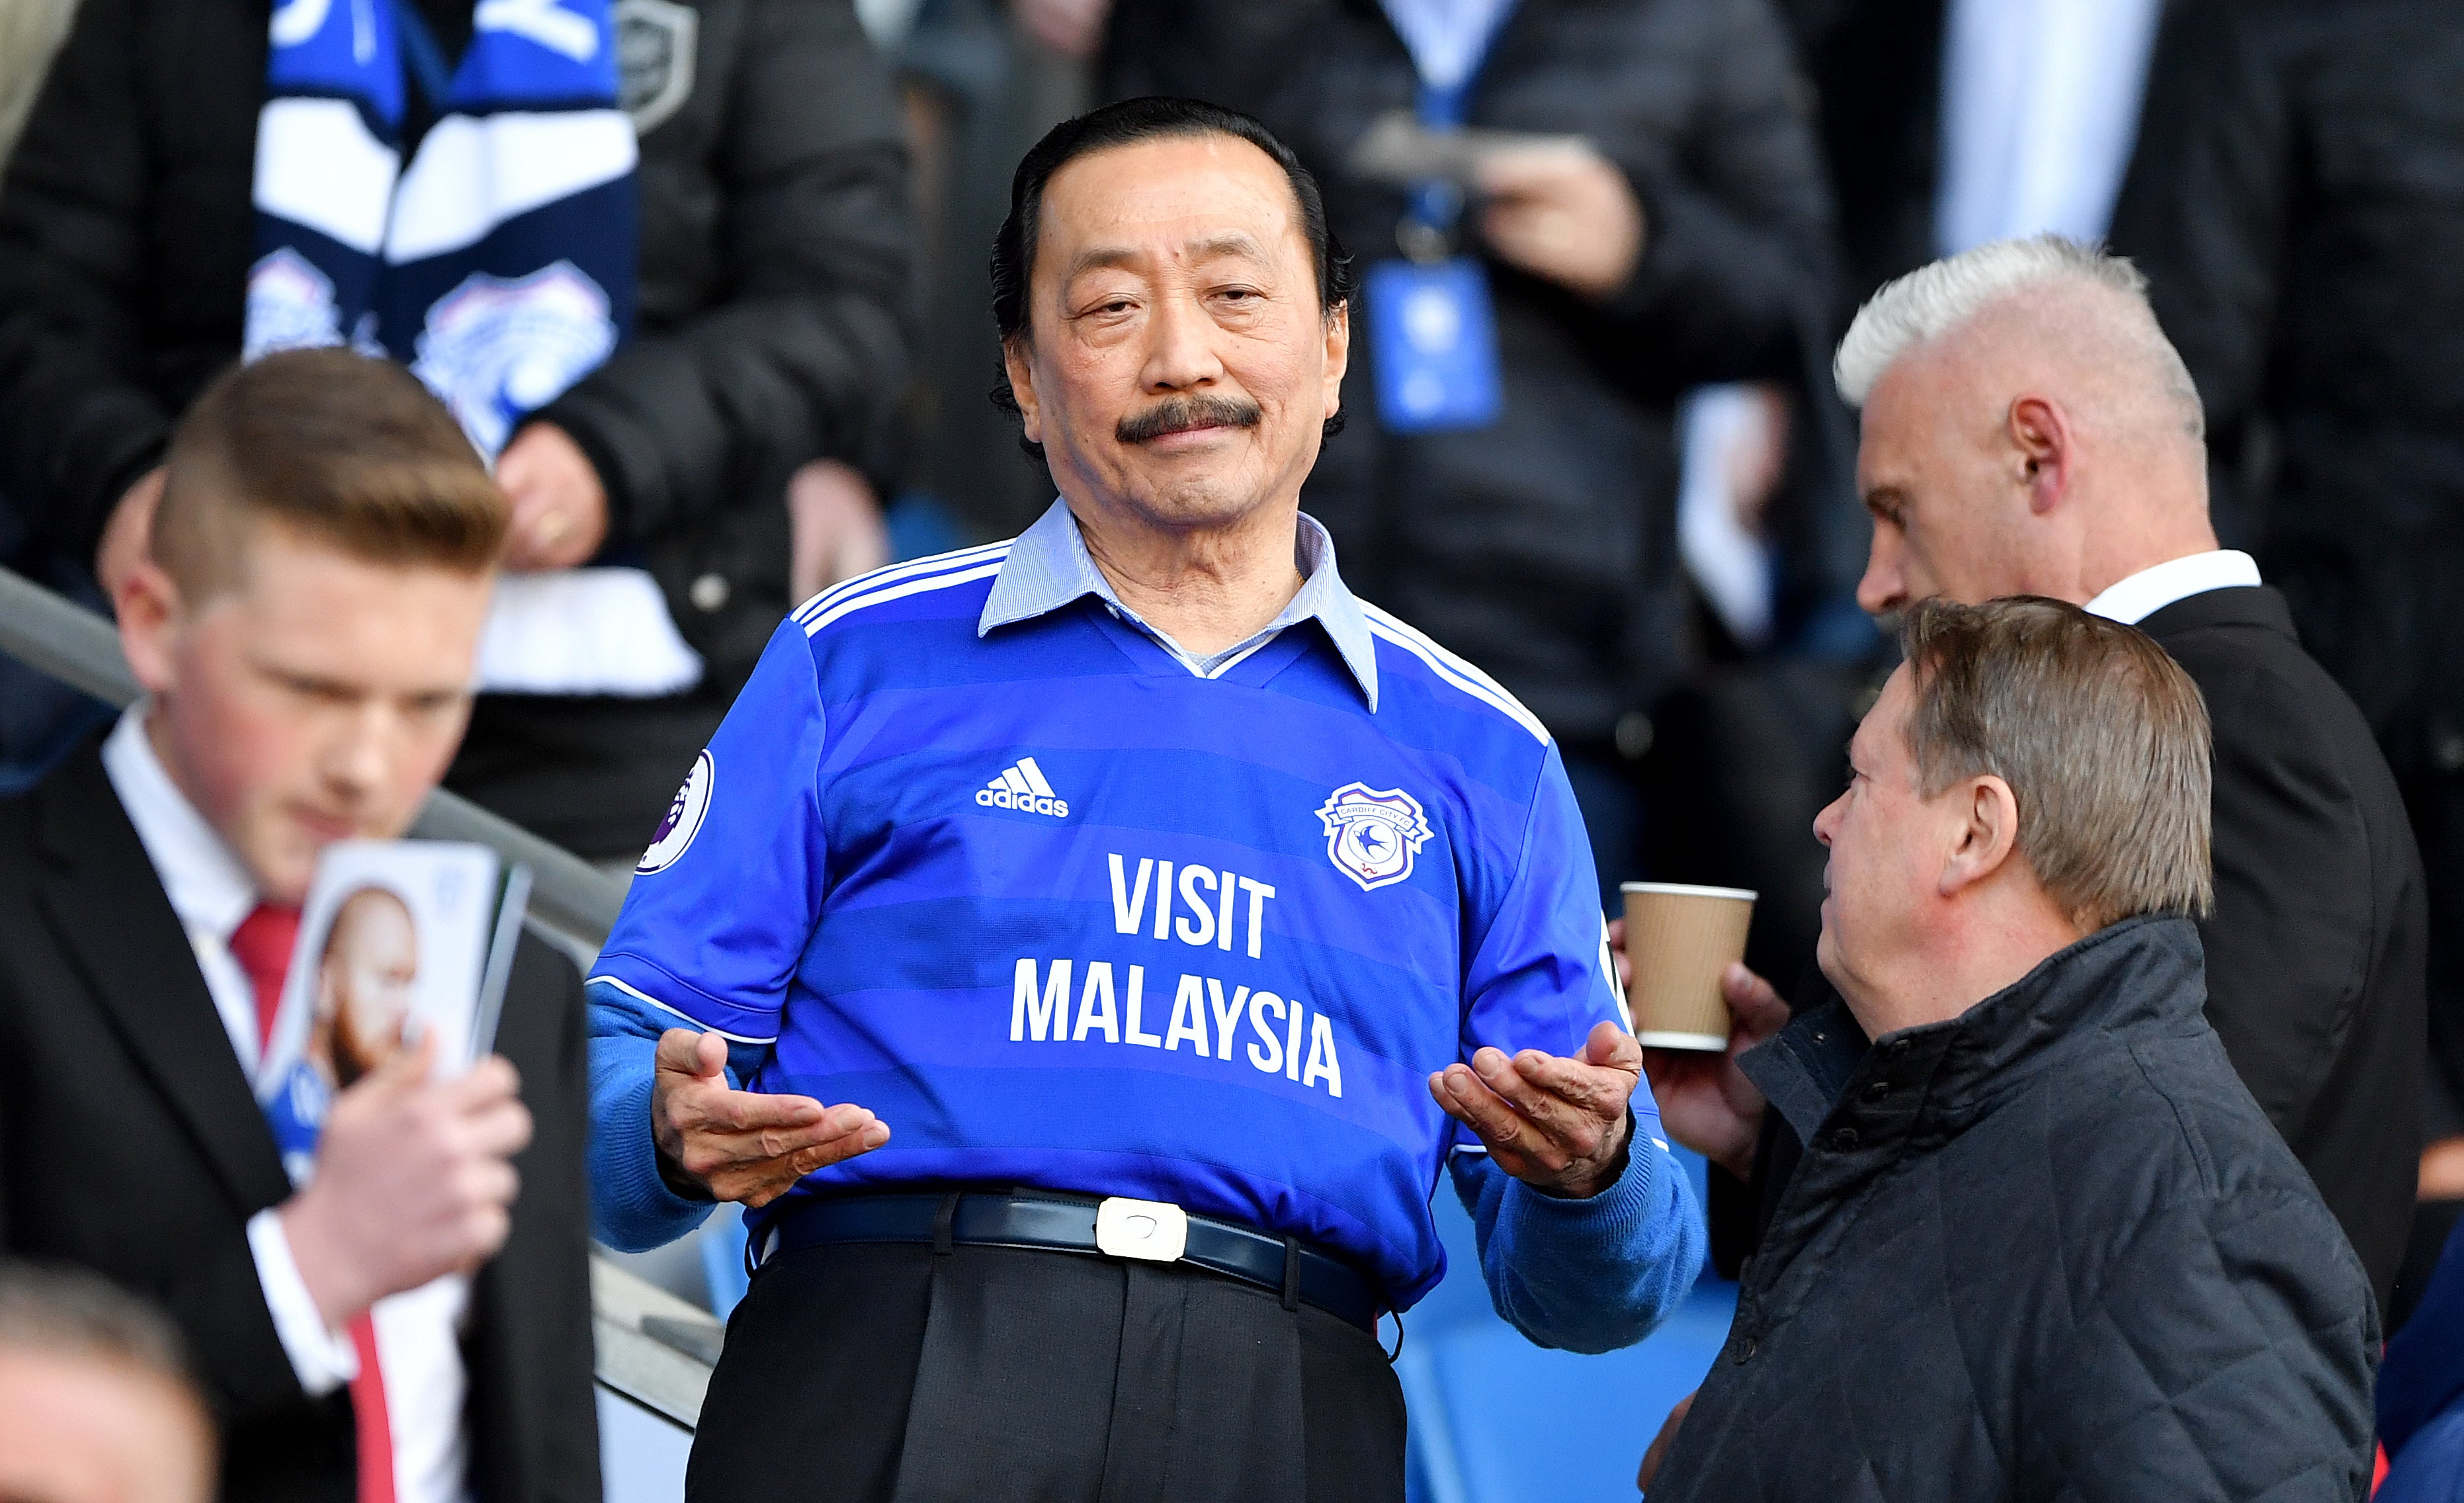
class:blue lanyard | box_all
[1386,0,1519,241]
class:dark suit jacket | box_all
[0,743,602,1503]
[1714,585,2428,1307]
[2147,584,2426,1300]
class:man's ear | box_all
[116,558,184,695]
[2006,396,2074,517]
[1322,299,1351,421]
[1003,336,1044,447]
[1937,773,2021,898]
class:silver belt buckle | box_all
[1094,1197,1189,1263]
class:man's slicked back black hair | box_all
[988,97,1355,449]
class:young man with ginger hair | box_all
[0,349,598,1503]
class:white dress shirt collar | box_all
[100,705,257,941]
[2082,550,2263,626]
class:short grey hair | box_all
[1834,235,2203,437]
[1900,596,2213,933]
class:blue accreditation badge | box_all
[1365,257,1503,433]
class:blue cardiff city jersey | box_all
[590,516,1652,1310]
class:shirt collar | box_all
[2080,549,2262,626]
[979,499,1381,710]
[100,703,259,940]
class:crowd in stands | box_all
[0,0,2461,1499]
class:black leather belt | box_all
[763,1190,1386,1334]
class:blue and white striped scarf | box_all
[245,0,638,460]
[245,0,704,697]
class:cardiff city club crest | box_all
[1316,783,1433,892]
[409,261,619,460]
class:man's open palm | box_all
[1429,1021,1638,1199]
[652,1029,888,1206]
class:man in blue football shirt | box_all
[586,97,1704,1501]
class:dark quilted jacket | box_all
[1650,916,2377,1502]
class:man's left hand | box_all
[497,422,610,572]
[1430,1020,1639,1198]
[1474,141,1646,302]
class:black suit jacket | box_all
[2145,585,2426,1299]
[0,744,602,1503]
[1715,586,2428,1306]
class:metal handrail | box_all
[591,1255,719,1428]
[0,566,626,945]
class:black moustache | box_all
[1116,396,1263,445]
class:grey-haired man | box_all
[1646,597,2376,1502]
[1646,237,2426,1314]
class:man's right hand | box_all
[1615,917,1789,1180]
[280,1035,534,1331]
[652,1029,888,1206]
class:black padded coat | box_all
[1652,917,2378,1503]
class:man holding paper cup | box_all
[1642,596,2377,1500]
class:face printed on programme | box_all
[314,885,419,1090]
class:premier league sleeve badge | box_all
[1316,783,1435,892]
[636,749,714,875]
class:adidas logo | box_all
[975,756,1071,818]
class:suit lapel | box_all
[32,749,293,1217]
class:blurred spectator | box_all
[0,1261,215,1503]
[1733,0,2182,966]
[1645,598,2378,1502]
[1642,374,1875,984]
[1012,0,1108,60]
[896,0,1097,542]
[1105,0,1836,897]
[2378,1219,2464,1502]
[2109,0,2464,1331]
[1782,0,2169,308]
[0,0,100,794]
[1099,0,1312,118]
[0,351,597,1503]
[0,0,76,167]
[0,0,912,861]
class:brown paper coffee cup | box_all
[1621,882,1757,1051]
